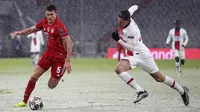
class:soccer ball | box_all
[28,96,44,110]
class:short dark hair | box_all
[175,19,181,25]
[46,4,57,12]
[118,10,130,20]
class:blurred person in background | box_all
[166,20,189,76]
[11,4,73,107]
[111,5,189,106]
[10,33,23,57]
[27,31,44,65]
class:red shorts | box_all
[38,50,66,79]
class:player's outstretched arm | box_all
[128,5,138,16]
[166,31,172,45]
[183,31,189,47]
[12,26,39,37]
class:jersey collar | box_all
[46,16,58,26]
[123,20,131,29]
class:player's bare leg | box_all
[180,59,185,74]
[31,54,36,65]
[115,59,148,103]
[14,65,45,107]
[48,77,60,89]
[150,71,189,106]
[180,59,185,66]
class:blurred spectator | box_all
[27,31,44,65]
[10,33,22,57]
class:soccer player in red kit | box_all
[12,4,73,107]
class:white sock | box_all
[164,75,184,95]
[175,62,181,72]
[32,54,36,64]
[35,54,40,64]
[119,72,144,92]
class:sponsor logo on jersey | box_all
[128,36,134,39]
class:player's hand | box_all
[62,61,72,74]
[10,33,15,39]
[166,43,170,47]
[111,31,120,42]
[42,45,45,49]
[11,31,22,39]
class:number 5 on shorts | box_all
[56,66,61,74]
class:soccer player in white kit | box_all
[27,31,44,65]
[111,5,189,106]
[166,20,189,75]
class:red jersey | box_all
[35,16,69,55]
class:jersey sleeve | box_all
[183,29,189,46]
[58,22,69,38]
[128,5,138,16]
[35,19,44,30]
[166,30,172,44]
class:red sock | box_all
[23,77,37,103]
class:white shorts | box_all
[174,49,185,59]
[121,55,159,74]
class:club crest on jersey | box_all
[51,28,54,33]
[58,28,63,32]
[128,36,134,39]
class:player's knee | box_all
[115,69,120,74]
[32,71,43,79]
[48,77,59,89]
[181,59,185,65]
[48,83,57,89]
[30,76,38,82]
[115,67,124,74]
[175,57,180,62]
[48,85,55,89]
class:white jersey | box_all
[27,31,44,53]
[166,28,189,51]
[121,18,152,58]
[120,5,159,73]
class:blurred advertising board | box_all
[107,48,200,60]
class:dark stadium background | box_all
[0,0,199,57]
